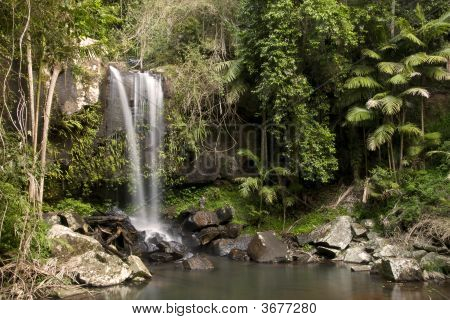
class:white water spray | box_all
[109,66,168,237]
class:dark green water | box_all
[98,257,450,300]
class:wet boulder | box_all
[247,231,290,263]
[58,212,88,233]
[210,235,253,256]
[380,258,423,282]
[148,252,179,263]
[127,255,152,280]
[182,255,215,270]
[229,249,250,261]
[344,246,372,264]
[184,211,220,231]
[157,241,187,260]
[310,216,353,250]
[195,223,243,245]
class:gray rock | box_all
[148,252,178,263]
[182,256,214,270]
[316,246,341,259]
[412,250,428,260]
[195,224,243,245]
[229,249,250,261]
[215,206,234,224]
[64,250,132,287]
[296,233,312,246]
[423,270,447,281]
[248,231,290,263]
[380,258,423,282]
[351,223,367,237]
[210,235,253,256]
[413,240,448,254]
[366,231,380,241]
[156,241,187,260]
[186,211,220,231]
[310,216,353,250]
[48,225,103,260]
[127,255,152,280]
[58,211,88,233]
[344,246,372,264]
[351,265,372,272]
[43,212,61,226]
[420,252,450,274]
[374,244,404,258]
[361,219,375,229]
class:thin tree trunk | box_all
[421,96,425,135]
[26,32,35,148]
[387,145,392,170]
[38,64,62,207]
[363,126,368,177]
[391,0,396,37]
[399,109,405,170]
[261,110,267,169]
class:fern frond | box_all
[423,66,450,80]
[351,65,375,76]
[377,62,404,74]
[344,76,382,89]
[260,186,277,205]
[397,123,423,137]
[367,124,395,150]
[400,87,430,98]
[361,49,382,60]
[346,107,375,123]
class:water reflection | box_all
[95,257,449,300]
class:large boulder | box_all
[156,241,187,260]
[316,246,340,259]
[195,224,243,245]
[57,212,88,233]
[310,216,353,250]
[184,211,220,231]
[182,256,215,270]
[209,235,253,256]
[48,225,103,260]
[380,258,423,282]
[420,252,450,275]
[373,244,404,259]
[215,206,234,224]
[127,255,152,280]
[247,231,290,263]
[64,250,132,287]
[344,246,372,264]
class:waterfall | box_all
[109,66,166,235]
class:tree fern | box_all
[400,87,430,98]
[377,62,404,75]
[346,107,375,123]
[361,49,381,60]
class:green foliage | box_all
[47,104,128,198]
[362,167,450,229]
[43,198,100,217]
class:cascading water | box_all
[109,66,169,238]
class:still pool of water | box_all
[96,257,450,300]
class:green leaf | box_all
[423,67,450,80]
[397,123,423,137]
[367,95,403,115]
[351,65,375,76]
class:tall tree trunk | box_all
[363,126,368,177]
[421,96,425,135]
[261,110,267,169]
[38,64,62,207]
[390,0,396,37]
[399,109,405,170]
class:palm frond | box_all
[423,66,450,80]
[260,186,277,205]
[237,149,261,168]
[367,124,395,150]
[398,30,425,47]
[235,177,260,197]
[377,62,404,74]
[268,166,291,177]
[367,95,403,115]
[387,73,411,85]
[404,52,428,67]
[346,107,375,123]
[435,47,450,59]
[361,49,382,60]
[397,123,423,137]
[400,87,430,98]
[344,76,382,89]
[351,65,375,76]
[226,81,248,105]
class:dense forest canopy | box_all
[0,0,449,282]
